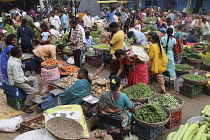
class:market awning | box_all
[0,0,16,2]
[97,1,129,3]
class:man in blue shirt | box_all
[127,26,146,46]
[185,29,197,44]
[106,8,115,23]
[85,31,95,47]
[17,19,34,53]
[60,10,68,33]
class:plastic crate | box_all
[6,94,26,111]
[135,123,165,140]
[36,95,58,113]
[180,82,204,98]
[2,81,27,99]
[20,114,44,134]
[85,57,101,67]
[166,109,182,129]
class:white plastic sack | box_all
[0,116,23,132]
[67,57,75,65]
[129,46,150,63]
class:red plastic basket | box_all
[166,109,182,129]
[20,114,45,134]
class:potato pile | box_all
[29,120,45,129]
[56,73,123,96]
[96,79,109,85]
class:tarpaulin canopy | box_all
[0,0,16,2]
[78,0,102,17]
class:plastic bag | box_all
[0,116,23,132]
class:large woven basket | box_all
[148,94,184,114]
[133,105,171,128]
[187,57,205,64]
[125,87,156,103]
[189,70,207,76]
[46,117,84,140]
[182,74,208,85]
[175,70,190,75]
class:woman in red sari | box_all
[114,49,148,86]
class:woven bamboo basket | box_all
[125,87,156,103]
[187,57,205,64]
[182,74,208,85]
[133,105,171,128]
[46,117,84,140]
[175,70,191,75]
[148,94,184,114]
[189,70,207,76]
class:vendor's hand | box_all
[25,81,33,87]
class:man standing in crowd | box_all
[60,10,68,33]
[166,17,175,35]
[7,47,36,113]
[167,11,175,22]
[24,11,40,31]
[83,10,92,30]
[145,6,150,17]
[4,14,13,26]
[106,8,115,23]
[49,12,61,31]
[121,9,128,30]
[49,25,61,38]
[202,18,210,41]
[69,20,87,68]
[17,19,34,53]
[30,9,36,22]
[109,22,124,54]
[184,13,193,33]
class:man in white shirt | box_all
[49,12,61,31]
[121,9,128,28]
[83,10,92,30]
[7,47,37,114]
[113,13,118,22]
[128,25,146,46]
[49,25,61,38]
[202,18,210,41]
[166,17,175,35]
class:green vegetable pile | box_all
[201,105,210,117]
[52,32,69,46]
[126,83,155,99]
[85,51,100,56]
[183,74,207,82]
[94,44,109,49]
[93,38,101,44]
[135,104,168,123]
[175,64,194,71]
[142,24,157,32]
[150,94,181,109]
[125,41,130,46]
[167,118,210,140]
[90,29,100,38]
[187,53,204,60]
[4,24,17,36]
[204,59,210,66]
[182,47,197,57]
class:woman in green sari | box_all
[58,68,92,105]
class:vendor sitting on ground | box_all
[97,76,135,128]
[185,29,197,44]
[58,68,91,105]
[7,47,37,113]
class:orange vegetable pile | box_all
[59,66,79,74]
[41,58,57,66]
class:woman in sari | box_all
[174,25,184,64]
[148,34,168,93]
[58,68,91,105]
[0,34,17,82]
[97,76,135,128]
[160,28,177,78]
[114,49,148,86]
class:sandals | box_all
[21,105,34,114]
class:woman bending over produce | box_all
[160,28,177,78]
[58,68,91,105]
[114,49,148,86]
[97,76,135,128]
[148,34,168,93]
[91,54,126,79]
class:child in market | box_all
[32,40,40,50]
[85,31,95,47]
[41,27,51,43]
[159,23,167,34]
[92,22,98,31]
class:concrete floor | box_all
[0,64,209,140]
